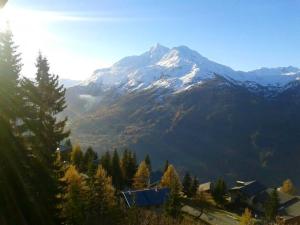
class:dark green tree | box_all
[111,150,123,190]
[144,154,152,172]
[212,178,227,206]
[164,179,182,219]
[182,172,192,197]
[83,146,98,176]
[100,151,112,176]
[191,176,199,197]
[264,189,279,222]
[163,160,169,173]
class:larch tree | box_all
[61,165,88,225]
[133,161,150,189]
[160,164,182,194]
[239,208,254,225]
[86,166,117,224]
[281,179,296,195]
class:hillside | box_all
[65,45,300,186]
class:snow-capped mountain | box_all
[81,44,300,93]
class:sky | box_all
[0,0,300,80]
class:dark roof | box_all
[121,188,170,208]
[230,180,266,197]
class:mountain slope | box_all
[66,44,300,186]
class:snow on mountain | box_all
[81,44,300,92]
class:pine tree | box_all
[71,144,84,171]
[0,26,22,127]
[144,154,152,172]
[163,160,169,173]
[83,146,98,176]
[212,178,227,206]
[0,27,58,225]
[121,149,138,188]
[111,150,123,190]
[160,165,182,194]
[281,179,296,195]
[264,189,279,222]
[61,165,88,225]
[100,151,112,176]
[30,53,69,166]
[133,161,150,189]
[164,184,182,219]
[191,176,199,197]
[240,208,254,225]
[182,172,192,197]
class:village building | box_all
[121,187,170,208]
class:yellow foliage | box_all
[133,161,150,189]
[94,165,116,207]
[160,164,182,194]
[240,208,254,225]
[281,179,296,195]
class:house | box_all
[121,187,170,208]
[229,180,300,224]
[229,180,266,205]
[198,182,213,194]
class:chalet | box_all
[198,182,213,194]
[121,188,170,208]
[229,180,266,205]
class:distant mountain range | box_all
[65,44,300,186]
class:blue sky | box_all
[1,0,300,79]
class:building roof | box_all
[230,180,266,198]
[198,182,213,192]
[280,198,300,218]
[121,188,170,208]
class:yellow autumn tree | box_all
[240,208,254,225]
[133,161,150,189]
[281,179,296,195]
[160,164,182,194]
[61,165,88,225]
[93,165,116,207]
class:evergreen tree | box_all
[71,144,84,171]
[281,179,296,195]
[191,176,199,197]
[111,150,123,190]
[121,149,137,187]
[28,53,69,166]
[144,154,152,172]
[182,172,192,197]
[0,28,58,225]
[264,189,279,222]
[100,151,112,176]
[163,160,169,173]
[133,161,150,189]
[0,26,22,128]
[212,178,227,206]
[61,165,88,225]
[164,176,182,219]
[83,146,98,176]
[161,165,182,195]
